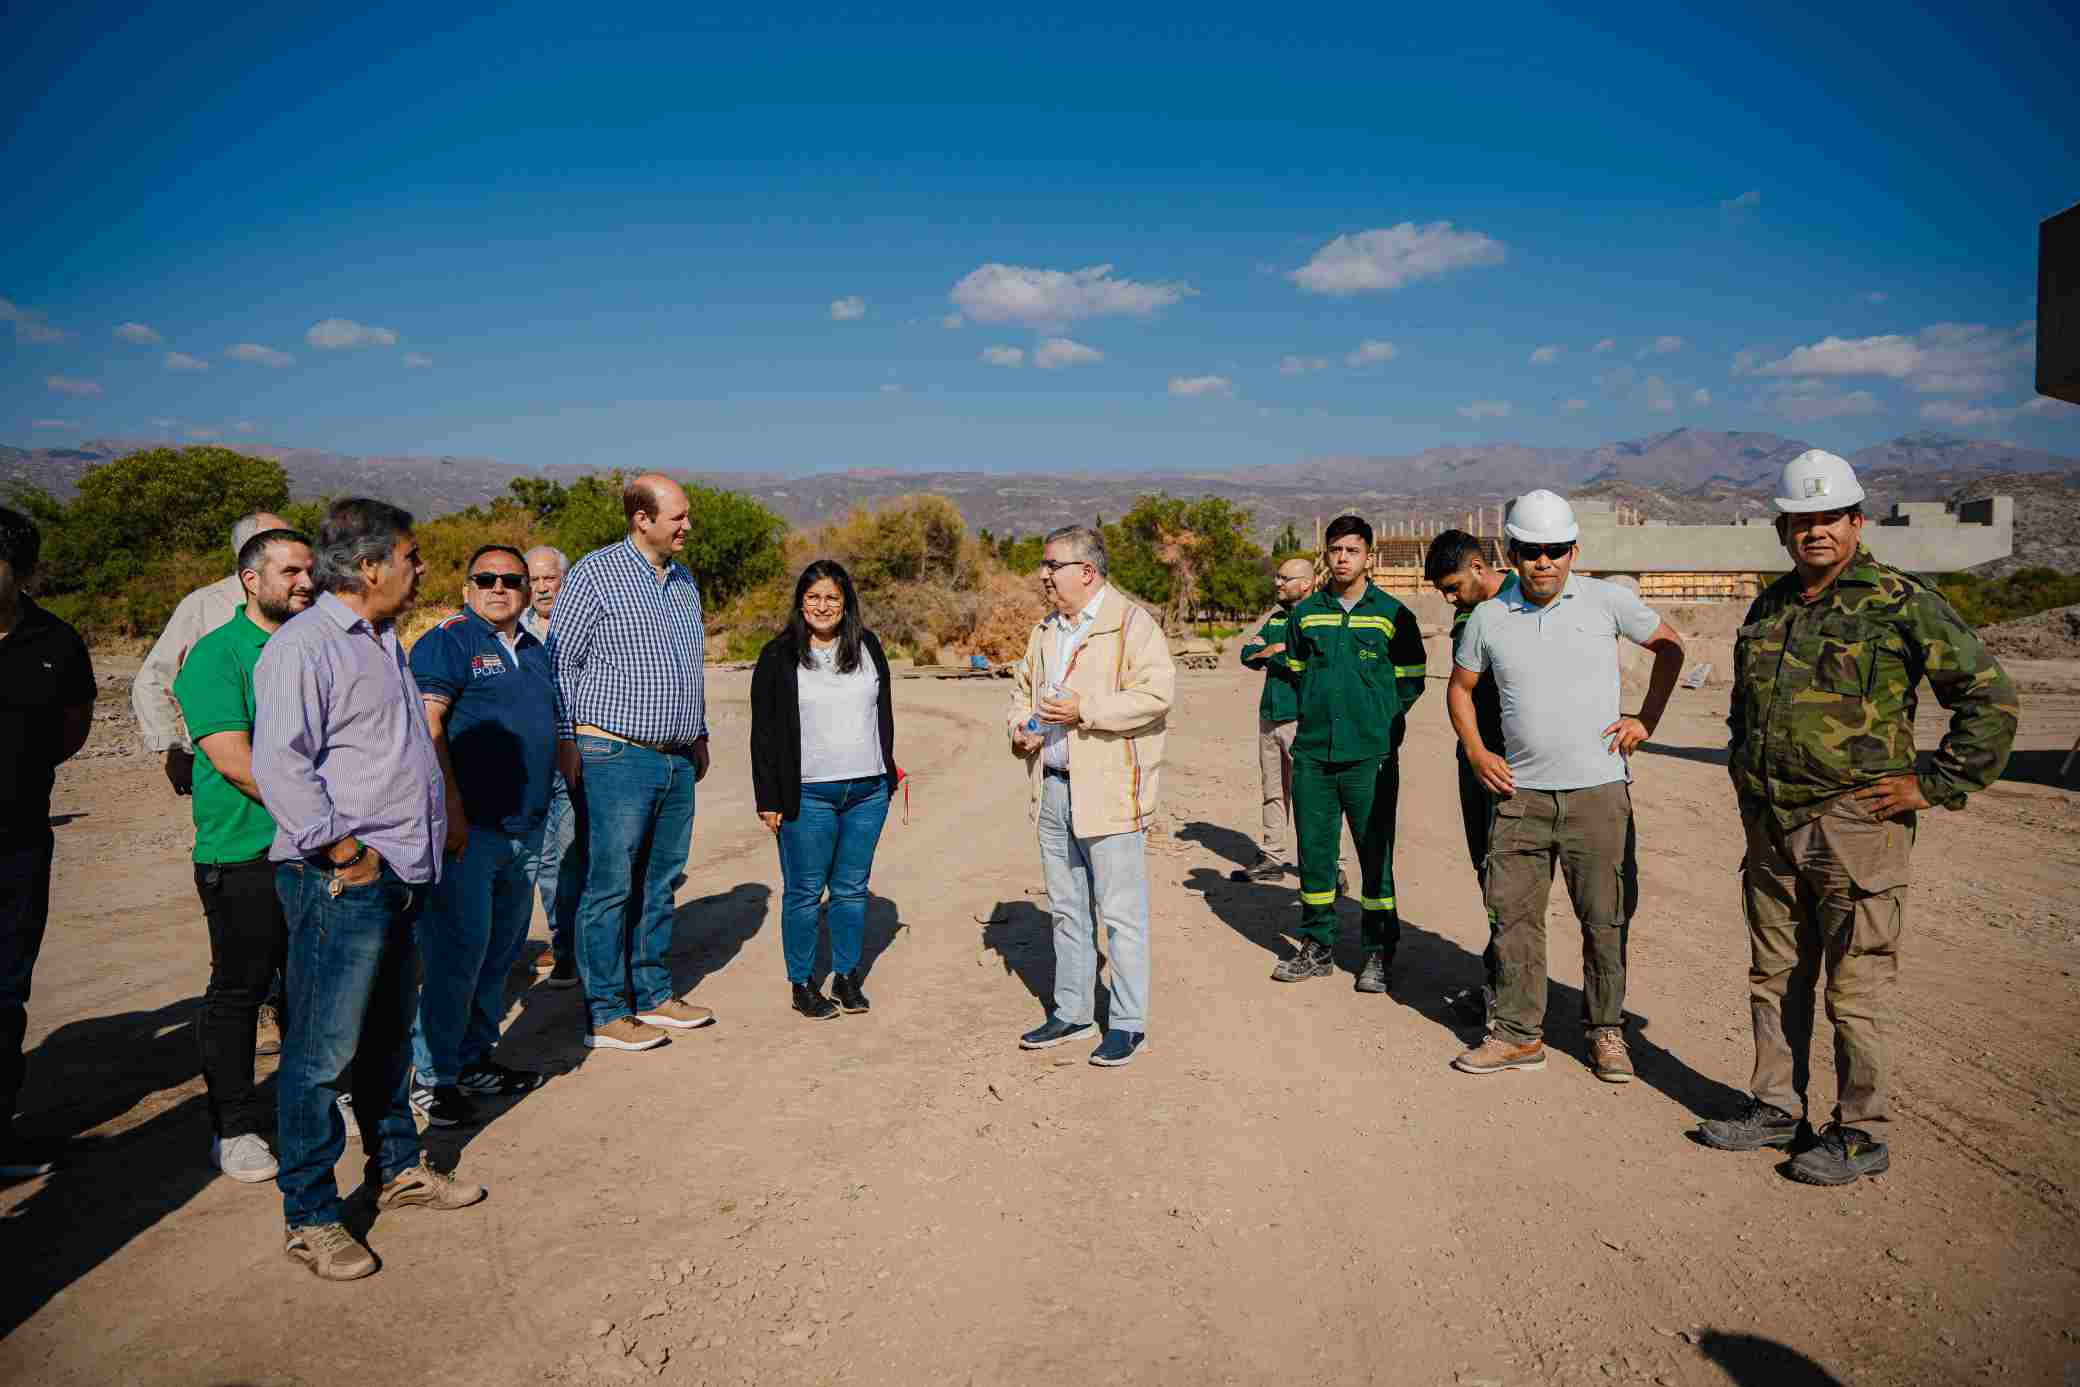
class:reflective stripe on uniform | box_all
[1394,664,1425,677]
[1360,895,1395,912]
[1346,615,1396,633]
[1297,613,1344,629]
[1299,889,1337,906]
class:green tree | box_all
[520,470,786,608]
[1106,493,1272,618]
[42,446,290,596]
[1270,521,1307,558]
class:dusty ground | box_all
[4,643,2078,1387]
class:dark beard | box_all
[256,594,302,625]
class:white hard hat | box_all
[1773,449,1865,514]
[1503,489,1580,544]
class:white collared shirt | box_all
[1041,586,1108,771]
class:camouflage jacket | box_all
[1727,547,2018,830]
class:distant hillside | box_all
[1949,472,2080,577]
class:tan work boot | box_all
[376,1159,486,1212]
[1452,1034,1547,1075]
[636,998,716,1031]
[585,1016,669,1051]
[255,1003,283,1057]
[285,1221,377,1280]
[1589,1029,1634,1084]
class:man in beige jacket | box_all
[1008,525,1174,1067]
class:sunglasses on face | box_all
[1515,543,1575,562]
[470,573,529,591]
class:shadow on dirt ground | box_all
[1697,1331,1845,1385]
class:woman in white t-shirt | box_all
[749,561,899,1020]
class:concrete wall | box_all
[1569,498,2011,574]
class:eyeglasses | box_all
[470,573,529,591]
[802,596,845,609]
[1039,559,1092,575]
[1514,543,1575,562]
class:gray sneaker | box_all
[212,1132,278,1183]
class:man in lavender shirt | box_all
[252,498,487,1281]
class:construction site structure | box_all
[1330,497,2014,603]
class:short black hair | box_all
[1423,529,1487,583]
[237,527,312,575]
[467,543,528,573]
[1323,514,1373,549]
[315,498,415,594]
[0,505,40,579]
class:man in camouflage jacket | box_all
[1703,458,2018,1185]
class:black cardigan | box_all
[749,629,898,821]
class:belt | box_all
[1043,765,1071,781]
[575,725,695,755]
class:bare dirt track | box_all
[5,648,2078,1387]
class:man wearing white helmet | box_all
[1700,450,2017,1186]
[1446,489,1685,1083]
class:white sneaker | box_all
[337,1093,360,1144]
[213,1133,279,1183]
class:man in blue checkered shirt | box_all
[548,474,720,1052]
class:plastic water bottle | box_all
[1025,680,1064,734]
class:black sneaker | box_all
[456,1062,547,1098]
[0,1131,61,1180]
[544,956,580,989]
[1354,951,1392,993]
[1785,1124,1890,1186]
[1270,940,1336,983]
[1228,855,1287,883]
[1089,1029,1148,1067]
[1018,1017,1094,1050]
[409,1083,478,1129]
[1697,1099,1801,1152]
[792,983,839,1020]
[831,970,870,1014]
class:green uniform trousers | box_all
[1292,754,1399,952]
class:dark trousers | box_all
[194,857,289,1139]
[0,831,55,1134]
[1293,754,1400,953]
[1457,751,1501,1000]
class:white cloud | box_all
[1528,344,1560,365]
[45,375,101,397]
[1345,339,1398,367]
[1560,398,1589,415]
[235,420,257,433]
[114,321,162,344]
[1763,379,1883,423]
[1644,376,1675,413]
[1720,188,1761,214]
[1640,335,1685,357]
[828,296,866,321]
[1034,337,1103,370]
[979,345,1025,367]
[1864,291,1889,304]
[1168,375,1233,398]
[1691,388,1713,407]
[1278,355,1330,374]
[1759,323,2032,396]
[1760,334,1920,379]
[940,313,965,329]
[226,343,294,367]
[1918,400,2009,428]
[2020,395,2073,416]
[1289,222,1506,296]
[188,429,221,441]
[0,297,68,344]
[306,317,398,349]
[31,418,79,429]
[950,263,1193,326]
[163,351,209,372]
[1458,399,1511,420]
[1592,338,1616,354]
[402,352,433,368]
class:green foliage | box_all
[1270,522,1307,558]
[497,473,787,608]
[1934,567,2080,628]
[1105,493,1273,617]
[990,531,1045,573]
[39,447,290,601]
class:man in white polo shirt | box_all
[1445,490,1684,1083]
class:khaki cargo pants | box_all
[1485,782,1634,1045]
[1741,793,1910,1138]
[1257,718,1298,856]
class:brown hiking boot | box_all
[1452,1034,1547,1075]
[1589,1028,1634,1084]
[255,1003,282,1057]
[584,1016,669,1051]
[376,1159,486,1212]
[285,1221,377,1280]
[636,998,716,1030]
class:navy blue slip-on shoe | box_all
[1089,1029,1148,1067]
[1019,1017,1095,1050]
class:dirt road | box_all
[5,652,2077,1387]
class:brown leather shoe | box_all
[1589,1028,1634,1084]
[584,1016,669,1051]
[1452,1034,1547,1075]
[637,998,716,1031]
[255,1003,282,1057]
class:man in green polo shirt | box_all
[173,527,314,1184]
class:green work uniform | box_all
[1238,607,1301,724]
[1278,584,1428,950]
[172,609,276,864]
[1727,546,2017,1136]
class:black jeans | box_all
[194,857,288,1139]
[0,830,55,1136]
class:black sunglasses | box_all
[1514,542,1575,561]
[470,573,529,591]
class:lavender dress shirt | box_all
[252,591,447,884]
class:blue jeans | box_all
[1036,774,1151,1034]
[776,777,891,984]
[531,773,584,962]
[0,831,54,1130]
[410,823,545,1086]
[572,737,697,1031]
[274,860,425,1228]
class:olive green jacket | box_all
[1280,584,1427,762]
[1238,604,1302,724]
[1727,547,2019,831]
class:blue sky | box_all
[4,3,2077,475]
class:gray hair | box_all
[524,544,568,573]
[1043,524,1109,577]
[229,511,273,553]
[313,497,415,594]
